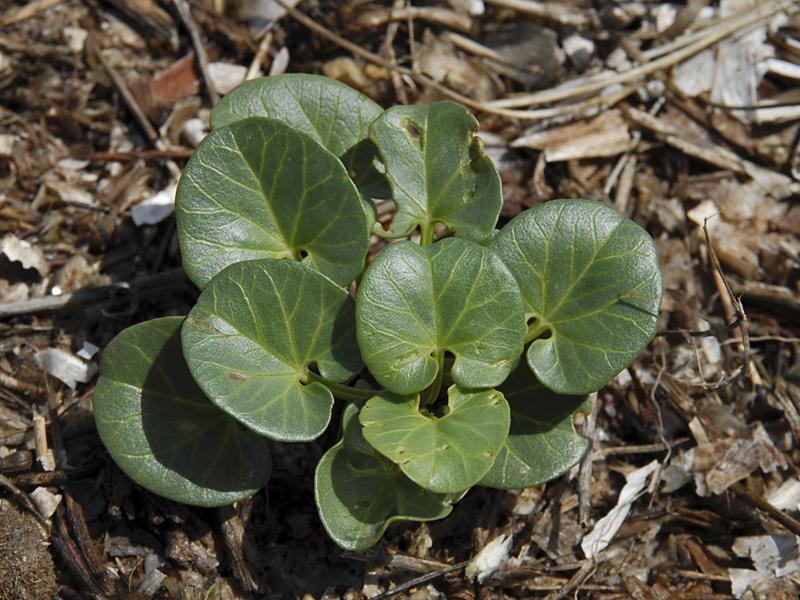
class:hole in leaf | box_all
[298,249,309,259]
[468,135,484,162]
[404,120,421,139]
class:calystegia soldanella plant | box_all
[94,74,663,550]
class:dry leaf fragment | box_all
[513,110,631,161]
[581,460,660,560]
[131,183,177,226]
[729,535,800,598]
[29,487,62,520]
[208,62,248,96]
[767,479,800,511]
[34,348,97,389]
[672,423,787,496]
[466,533,513,583]
[418,30,499,101]
[1,234,50,276]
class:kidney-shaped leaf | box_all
[480,362,588,490]
[315,404,452,550]
[369,101,502,241]
[360,386,510,494]
[356,237,525,395]
[491,199,662,395]
[94,317,271,507]
[181,259,363,442]
[210,74,389,198]
[176,117,368,288]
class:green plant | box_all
[94,74,662,550]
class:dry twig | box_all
[370,560,469,600]
[173,0,220,104]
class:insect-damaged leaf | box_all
[315,404,452,550]
[94,317,271,507]
[181,259,363,442]
[491,199,662,395]
[176,117,369,288]
[360,386,510,494]
[480,363,589,490]
[210,73,389,198]
[369,101,502,241]
[356,237,525,395]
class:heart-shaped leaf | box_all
[210,74,389,198]
[491,199,662,395]
[356,237,525,395]
[181,259,363,442]
[94,317,271,507]
[315,404,452,550]
[369,101,502,241]
[480,362,589,490]
[360,386,510,493]
[176,117,369,288]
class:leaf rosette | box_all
[94,317,272,506]
[369,101,502,242]
[315,404,452,550]
[360,386,510,494]
[491,199,662,395]
[176,117,369,288]
[356,237,525,395]
[181,259,363,442]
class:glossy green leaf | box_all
[94,317,271,507]
[369,101,502,241]
[181,259,363,442]
[360,386,510,494]
[491,199,662,395]
[315,405,452,550]
[176,117,369,288]
[356,237,525,395]
[480,363,588,490]
[210,74,389,198]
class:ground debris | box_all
[0,0,799,597]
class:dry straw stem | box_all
[356,5,472,33]
[172,0,220,104]
[488,0,792,109]
[0,0,64,27]
[483,0,595,28]
[730,482,800,537]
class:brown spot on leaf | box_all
[229,371,248,382]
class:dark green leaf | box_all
[360,386,510,494]
[315,405,452,550]
[369,101,502,241]
[176,117,369,288]
[356,237,525,395]
[491,199,662,394]
[181,259,363,442]
[480,362,588,490]
[94,317,271,507]
[210,74,389,198]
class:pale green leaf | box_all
[356,237,525,395]
[491,199,662,394]
[315,404,452,550]
[94,317,271,507]
[176,117,368,288]
[181,259,363,442]
[360,386,510,494]
[369,101,501,241]
[210,74,389,198]
[480,362,588,490]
